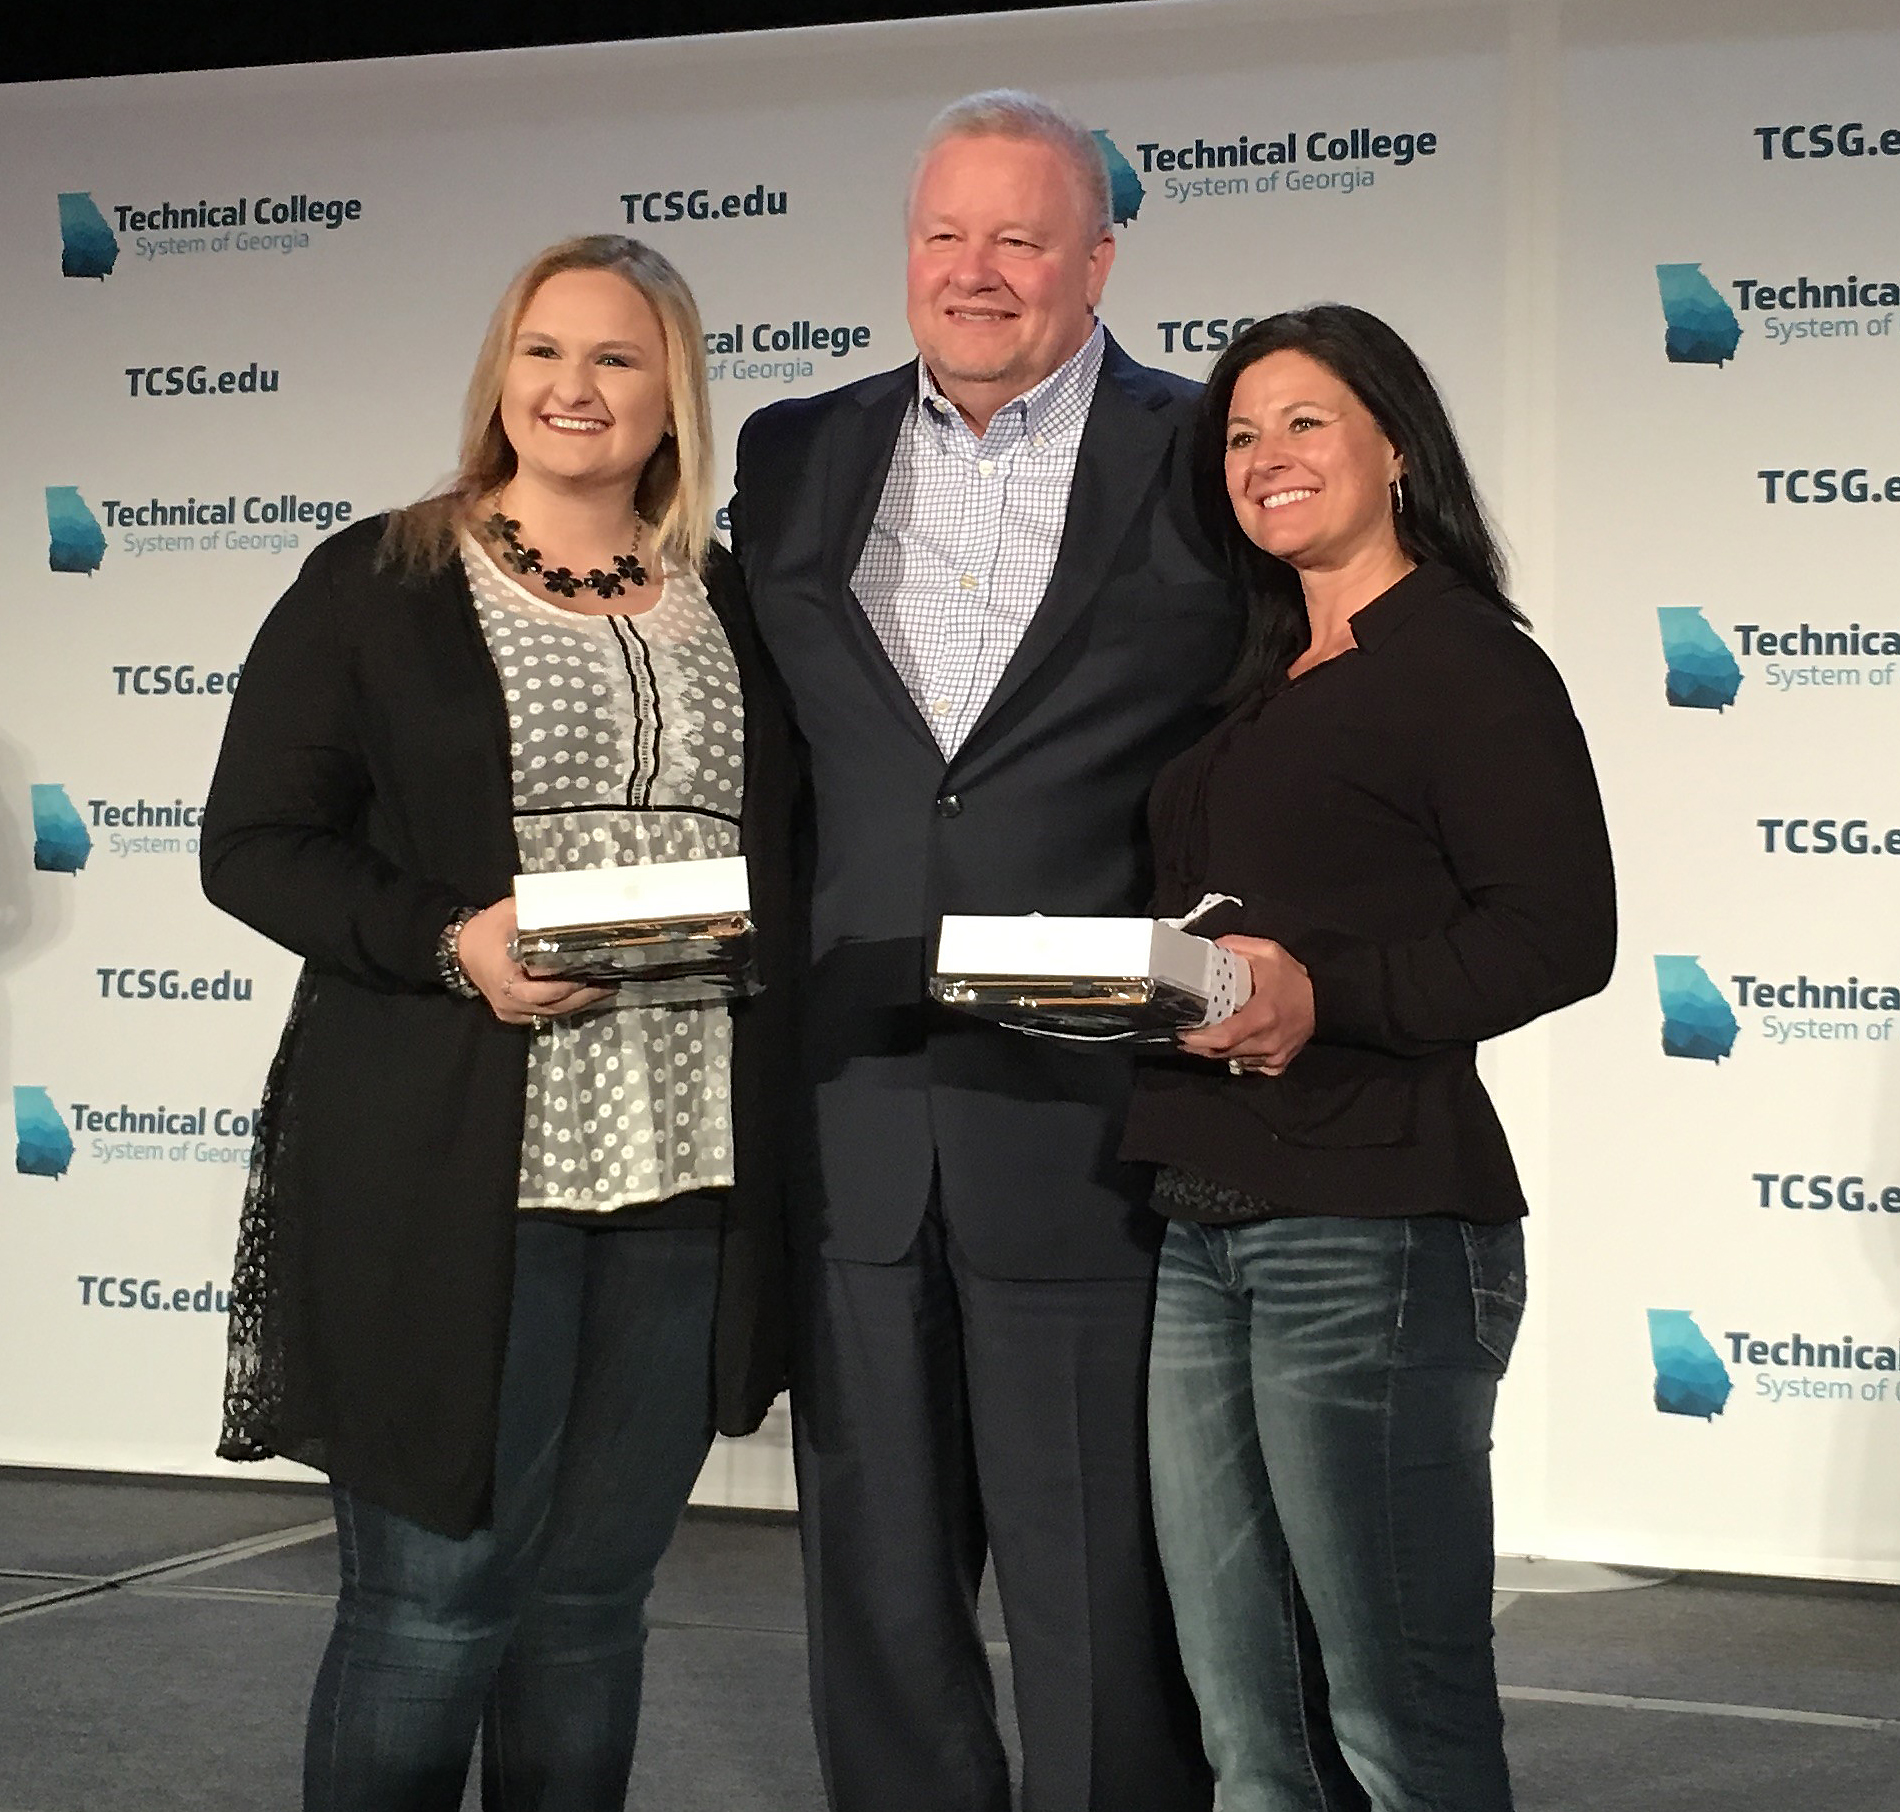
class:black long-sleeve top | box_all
[1120,561,1616,1224]
[198,519,798,1535]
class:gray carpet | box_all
[0,1471,325,1576]
[1502,1700,1896,1812]
[1494,1572,1900,1722]
[0,1468,1895,1810]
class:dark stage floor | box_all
[0,1468,1895,1810]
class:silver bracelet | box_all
[435,907,482,998]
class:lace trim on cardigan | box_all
[217,971,327,1470]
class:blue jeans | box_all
[304,1216,721,1812]
[1148,1209,1525,1812]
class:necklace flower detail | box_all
[482,513,648,600]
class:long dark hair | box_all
[1194,304,1523,697]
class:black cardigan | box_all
[1121,562,1615,1223]
[200,516,797,1537]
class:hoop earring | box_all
[1390,474,1407,517]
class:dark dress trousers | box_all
[199,518,796,1540]
[732,335,1241,1812]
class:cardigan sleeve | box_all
[199,532,470,992]
[1291,637,1617,1057]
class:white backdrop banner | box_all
[2,0,1896,1574]
[1547,6,1900,1581]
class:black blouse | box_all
[1119,561,1616,1224]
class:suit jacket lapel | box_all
[820,363,942,754]
[825,365,911,601]
[958,337,1175,756]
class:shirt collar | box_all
[916,318,1106,441]
[1347,561,1465,652]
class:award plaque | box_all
[930,915,1251,1043]
[512,856,758,1001]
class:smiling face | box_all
[1223,348,1405,574]
[498,267,672,498]
[905,132,1114,426]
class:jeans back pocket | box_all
[1460,1221,1527,1370]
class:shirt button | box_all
[958,574,977,591]
[936,794,963,819]
[930,698,951,716]
[1032,433,1046,449]
[977,459,994,477]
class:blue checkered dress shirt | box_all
[852,321,1106,756]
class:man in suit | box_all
[730,90,1239,1812]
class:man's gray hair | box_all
[913,89,1113,240]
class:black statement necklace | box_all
[482,512,648,600]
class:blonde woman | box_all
[201,235,795,1811]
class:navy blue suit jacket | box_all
[732,334,1241,1279]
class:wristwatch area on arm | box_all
[435,906,483,998]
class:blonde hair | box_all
[382,235,716,575]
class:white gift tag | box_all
[1163,892,1243,933]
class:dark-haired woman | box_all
[1121,305,1615,1811]
[200,235,794,1810]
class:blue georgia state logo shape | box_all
[31,784,93,874]
[1648,1308,1733,1418]
[1655,263,1741,366]
[58,192,120,280]
[1654,955,1740,1061]
[1092,132,1145,227]
[14,1087,76,1178]
[1656,607,1742,711]
[46,487,107,575]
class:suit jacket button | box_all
[935,794,963,818]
